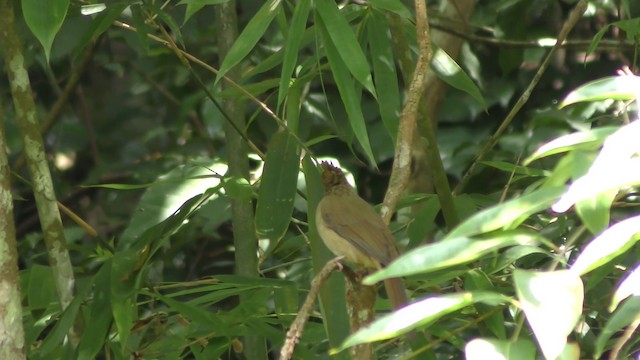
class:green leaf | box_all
[595,296,640,359]
[74,3,128,59]
[367,0,412,18]
[446,187,565,239]
[255,130,300,242]
[318,17,376,165]
[560,75,640,108]
[573,150,614,234]
[119,161,224,248]
[21,0,69,62]
[464,270,506,340]
[524,127,618,165]
[77,263,113,360]
[432,46,487,110]
[610,264,640,312]
[570,215,640,276]
[315,0,376,96]
[481,161,549,177]
[277,0,311,106]
[365,231,541,283]
[147,290,228,330]
[486,245,550,275]
[367,10,400,141]
[215,0,282,83]
[465,338,536,360]
[514,270,583,360]
[222,176,253,200]
[336,292,510,351]
[553,121,640,213]
[39,274,95,356]
[27,264,56,310]
[178,0,230,25]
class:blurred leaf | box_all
[147,290,228,330]
[447,187,564,239]
[179,0,230,25]
[481,161,549,177]
[610,264,640,312]
[27,265,56,310]
[432,46,487,110]
[524,127,618,164]
[73,3,127,58]
[315,0,376,96]
[130,5,152,52]
[277,0,311,106]
[255,130,300,242]
[365,231,541,283]
[216,0,282,83]
[367,0,411,18]
[595,296,640,359]
[553,121,640,213]
[39,274,95,356]
[486,245,550,275]
[465,338,536,360]
[514,270,583,360]
[222,176,253,200]
[21,0,68,62]
[570,215,640,276]
[337,292,510,350]
[367,10,400,140]
[560,75,640,108]
[77,263,113,360]
[464,270,506,340]
[318,16,376,165]
[573,149,614,234]
[119,161,224,248]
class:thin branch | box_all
[280,259,341,360]
[430,21,635,51]
[381,0,432,224]
[454,0,589,195]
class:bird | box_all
[315,161,409,310]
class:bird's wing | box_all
[320,195,398,265]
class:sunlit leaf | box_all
[524,127,618,165]
[336,292,510,351]
[514,270,583,360]
[560,75,640,108]
[610,264,640,312]
[365,231,541,283]
[553,121,640,213]
[465,338,536,360]
[447,187,564,239]
[570,215,640,276]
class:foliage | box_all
[3,0,640,359]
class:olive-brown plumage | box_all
[316,162,408,309]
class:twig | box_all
[280,258,342,360]
[429,21,634,51]
[381,0,432,224]
[454,0,588,195]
